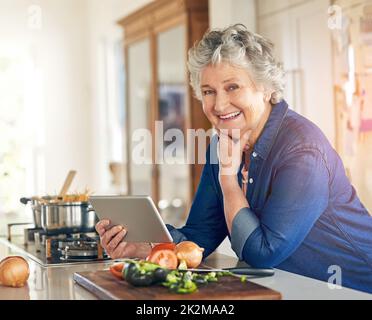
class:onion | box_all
[175,241,204,268]
[0,256,30,287]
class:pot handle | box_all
[20,197,31,205]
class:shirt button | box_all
[249,178,254,184]
[252,152,257,158]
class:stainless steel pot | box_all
[40,202,98,233]
[32,200,42,228]
[20,196,54,229]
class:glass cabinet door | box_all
[127,39,152,196]
[157,25,190,227]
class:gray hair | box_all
[187,24,285,104]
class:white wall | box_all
[0,0,93,195]
[0,0,154,198]
[209,0,256,31]
[40,0,93,194]
[0,0,96,236]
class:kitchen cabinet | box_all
[258,0,335,146]
[118,0,209,226]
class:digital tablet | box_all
[90,195,173,243]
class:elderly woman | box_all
[96,25,372,293]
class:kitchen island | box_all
[0,237,370,300]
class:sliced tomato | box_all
[109,262,125,280]
[151,243,176,253]
[147,249,178,269]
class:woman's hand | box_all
[95,220,152,259]
[217,130,250,186]
[216,130,251,232]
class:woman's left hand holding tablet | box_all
[95,219,152,259]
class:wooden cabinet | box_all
[118,0,209,226]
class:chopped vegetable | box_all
[109,262,125,279]
[147,249,178,269]
[150,243,176,253]
[204,272,218,282]
[169,271,198,294]
[121,261,170,287]
[153,268,169,282]
[161,269,224,294]
[108,259,248,294]
[123,262,154,286]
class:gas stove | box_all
[6,223,111,266]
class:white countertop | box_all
[0,237,371,300]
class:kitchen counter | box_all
[0,237,371,300]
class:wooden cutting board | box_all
[73,270,281,300]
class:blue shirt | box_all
[166,100,372,294]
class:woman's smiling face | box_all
[200,62,268,138]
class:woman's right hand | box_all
[95,219,151,259]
